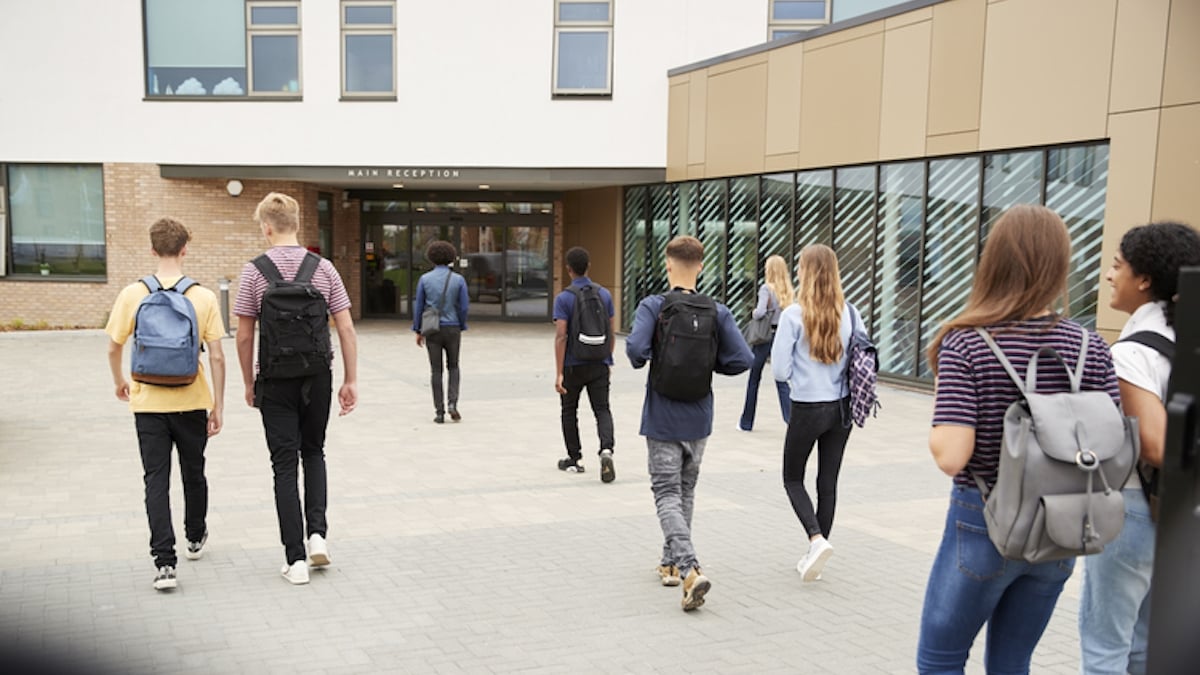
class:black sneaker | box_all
[434,413,445,424]
[600,449,615,483]
[153,565,177,591]
[557,457,585,473]
[185,531,208,561]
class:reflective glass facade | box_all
[622,141,1110,383]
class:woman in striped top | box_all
[916,205,1120,674]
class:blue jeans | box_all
[1079,488,1155,675]
[917,487,1075,674]
[738,339,790,430]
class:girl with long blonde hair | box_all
[770,244,864,582]
[737,255,794,430]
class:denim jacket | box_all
[412,266,469,332]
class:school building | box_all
[1,0,1197,383]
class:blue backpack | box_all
[131,276,201,386]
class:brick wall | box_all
[0,163,362,328]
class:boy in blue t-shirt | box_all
[625,235,753,611]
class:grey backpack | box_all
[973,327,1139,563]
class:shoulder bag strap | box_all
[437,268,452,312]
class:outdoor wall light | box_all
[225,179,244,197]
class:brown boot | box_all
[680,567,710,611]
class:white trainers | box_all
[797,538,833,582]
[281,560,310,585]
[307,533,331,568]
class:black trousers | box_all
[258,369,332,565]
[782,398,852,539]
[560,363,614,460]
[134,411,209,568]
[425,326,462,414]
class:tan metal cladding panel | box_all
[799,34,885,167]
[1162,0,1200,106]
[705,63,769,177]
[880,21,932,161]
[927,0,986,136]
[1153,103,1200,224]
[1108,0,1170,113]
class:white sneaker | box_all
[307,533,331,568]
[281,560,310,585]
[797,538,833,582]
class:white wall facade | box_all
[0,0,771,169]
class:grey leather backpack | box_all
[973,327,1139,564]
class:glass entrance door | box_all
[362,219,409,317]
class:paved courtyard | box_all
[0,322,1085,674]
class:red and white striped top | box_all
[233,246,352,318]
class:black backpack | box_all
[649,290,719,402]
[253,252,332,380]
[567,284,612,362]
[1118,330,1175,522]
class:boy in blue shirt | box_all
[626,235,753,611]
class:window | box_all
[768,0,829,40]
[341,1,396,98]
[3,165,106,278]
[143,0,301,98]
[553,1,613,95]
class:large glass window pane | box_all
[982,150,1043,238]
[505,227,551,318]
[7,165,105,277]
[649,183,676,294]
[145,0,245,96]
[555,31,609,90]
[727,177,759,325]
[874,162,925,379]
[251,35,300,93]
[920,157,981,378]
[345,5,394,24]
[833,166,876,333]
[773,1,827,20]
[760,174,793,267]
[559,2,610,22]
[677,183,697,237]
[345,34,393,92]
[1047,144,1109,329]
[697,180,727,300]
[622,187,649,330]
[796,169,833,249]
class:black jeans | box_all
[134,411,209,568]
[258,369,332,565]
[782,398,852,539]
[560,363,614,460]
[425,326,462,414]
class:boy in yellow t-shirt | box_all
[104,218,226,592]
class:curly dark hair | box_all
[1120,221,1200,327]
[565,247,590,276]
[425,240,457,266]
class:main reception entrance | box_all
[360,200,554,320]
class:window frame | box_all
[552,0,614,97]
[340,0,397,100]
[767,0,830,41]
[1,163,108,282]
[246,0,303,97]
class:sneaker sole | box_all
[153,578,177,591]
[600,455,615,483]
[184,550,203,561]
[801,547,833,582]
[309,552,331,567]
[281,571,310,585]
[661,577,681,587]
[682,577,711,611]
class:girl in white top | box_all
[737,255,793,431]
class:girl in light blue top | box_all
[737,255,793,431]
[771,244,862,583]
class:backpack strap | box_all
[172,276,198,295]
[294,251,321,284]
[140,275,163,293]
[252,254,284,283]
[1119,330,1175,360]
[975,328,1026,394]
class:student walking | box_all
[413,240,469,424]
[553,246,617,481]
[770,245,861,581]
[1078,222,1200,675]
[737,254,792,431]
[235,192,358,586]
[626,235,753,611]
[917,205,1120,673]
[105,218,226,591]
